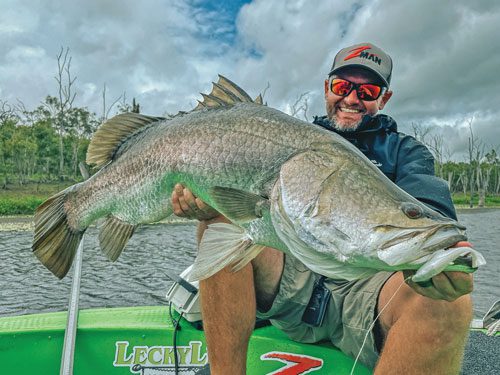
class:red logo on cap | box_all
[344,45,372,61]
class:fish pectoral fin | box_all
[209,186,269,223]
[187,223,264,281]
[98,216,136,261]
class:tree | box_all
[65,106,99,176]
[116,94,141,114]
[290,92,310,121]
[410,121,433,145]
[0,100,18,124]
[53,47,77,179]
[466,117,487,207]
[5,125,38,184]
[32,119,59,180]
[101,83,124,121]
[0,119,16,188]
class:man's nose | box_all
[343,89,360,105]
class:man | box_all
[172,43,473,374]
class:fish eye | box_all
[401,202,424,219]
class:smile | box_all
[338,107,363,114]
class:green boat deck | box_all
[0,306,372,374]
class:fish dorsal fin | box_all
[194,75,262,110]
[86,113,164,168]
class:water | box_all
[0,210,498,318]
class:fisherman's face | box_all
[324,68,392,131]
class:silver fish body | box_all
[32,76,485,280]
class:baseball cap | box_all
[329,43,393,87]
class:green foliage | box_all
[452,193,500,207]
[0,98,99,185]
[0,196,44,215]
[0,182,70,215]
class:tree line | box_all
[410,121,499,207]
[2,95,498,205]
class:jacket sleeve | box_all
[394,136,457,220]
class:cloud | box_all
[0,0,241,115]
[0,0,498,159]
[232,0,500,158]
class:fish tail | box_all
[32,186,85,279]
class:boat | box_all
[0,261,373,374]
[0,304,377,374]
[1,249,498,374]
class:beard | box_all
[326,101,367,132]
[329,113,363,132]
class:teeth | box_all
[339,107,361,113]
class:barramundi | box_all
[32,75,485,282]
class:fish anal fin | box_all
[188,223,261,281]
[86,113,164,168]
[98,216,136,261]
[210,186,269,223]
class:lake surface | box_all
[0,209,498,318]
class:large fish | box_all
[33,75,485,281]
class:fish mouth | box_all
[378,223,466,253]
[376,223,467,267]
[374,222,486,282]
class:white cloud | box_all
[0,0,498,158]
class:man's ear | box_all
[378,90,393,110]
[324,79,329,97]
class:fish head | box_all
[368,201,467,265]
[276,149,484,280]
[297,173,481,268]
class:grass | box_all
[452,193,500,208]
[0,182,70,215]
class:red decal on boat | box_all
[261,351,323,374]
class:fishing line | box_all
[169,302,184,375]
[349,275,411,375]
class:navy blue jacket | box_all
[313,114,457,220]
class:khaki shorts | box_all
[256,254,393,369]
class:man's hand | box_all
[171,183,221,221]
[404,241,474,302]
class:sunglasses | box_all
[330,78,385,101]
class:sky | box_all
[1,0,499,160]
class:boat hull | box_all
[0,306,371,374]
